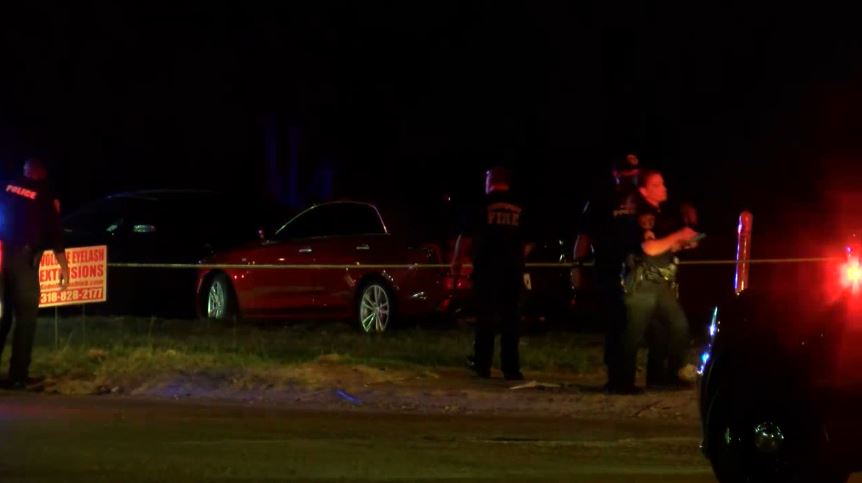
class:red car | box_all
[195,201,447,332]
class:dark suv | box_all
[699,215,860,482]
[63,190,282,317]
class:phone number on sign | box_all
[40,289,104,305]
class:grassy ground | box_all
[12,316,607,394]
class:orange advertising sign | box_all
[38,245,108,307]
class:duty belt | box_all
[644,263,678,283]
[623,256,680,296]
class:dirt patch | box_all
[47,359,700,422]
[347,367,700,421]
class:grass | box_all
[9,316,606,394]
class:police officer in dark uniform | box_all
[0,158,69,390]
[452,166,530,381]
[573,153,641,394]
[618,169,699,391]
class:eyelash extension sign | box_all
[37,246,108,308]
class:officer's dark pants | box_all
[594,269,626,387]
[620,280,690,387]
[473,276,521,376]
[0,245,41,383]
[646,319,670,385]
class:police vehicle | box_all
[699,212,861,482]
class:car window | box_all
[328,204,386,236]
[276,203,385,239]
[275,206,331,239]
[64,197,155,234]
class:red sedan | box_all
[196,201,447,332]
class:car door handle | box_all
[298,247,313,254]
[355,244,370,251]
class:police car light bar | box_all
[735,211,753,294]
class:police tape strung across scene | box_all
[102,257,840,271]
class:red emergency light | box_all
[842,255,862,292]
[838,234,862,294]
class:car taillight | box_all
[444,272,472,291]
[842,256,862,292]
[840,236,862,293]
[444,276,465,290]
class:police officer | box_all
[643,198,700,388]
[0,158,69,390]
[452,166,530,381]
[573,153,640,394]
[618,168,699,391]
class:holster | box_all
[623,255,680,298]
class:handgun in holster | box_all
[623,255,680,298]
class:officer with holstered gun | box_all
[617,168,700,393]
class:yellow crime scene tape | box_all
[104,257,841,270]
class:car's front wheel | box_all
[205,273,238,321]
[357,281,394,333]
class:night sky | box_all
[1,2,861,248]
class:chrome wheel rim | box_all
[360,285,390,333]
[207,280,226,319]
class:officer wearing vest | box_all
[0,158,69,390]
[452,166,531,381]
[618,168,699,392]
[573,153,641,394]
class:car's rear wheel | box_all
[206,273,237,320]
[357,282,393,333]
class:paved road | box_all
[1,393,857,482]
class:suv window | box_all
[64,197,156,234]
